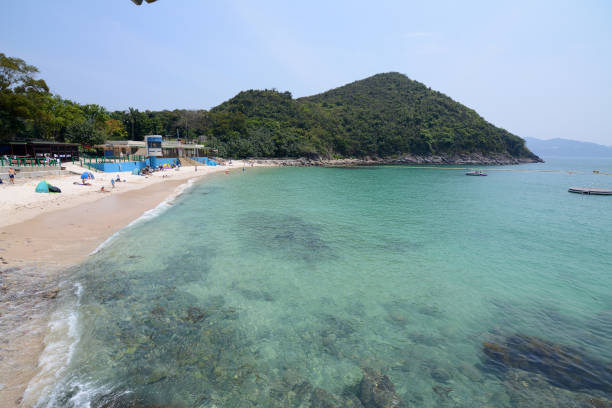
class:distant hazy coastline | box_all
[525,137,612,158]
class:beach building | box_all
[0,141,79,161]
[86,136,219,172]
[96,137,212,158]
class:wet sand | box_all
[0,175,216,407]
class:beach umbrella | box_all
[80,172,89,179]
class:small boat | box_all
[466,170,487,176]
[568,187,612,195]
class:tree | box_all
[122,107,147,140]
[0,53,50,141]
[81,104,110,129]
[35,95,84,141]
[104,118,128,140]
[65,120,105,147]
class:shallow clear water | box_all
[39,158,612,407]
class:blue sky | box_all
[2,0,611,144]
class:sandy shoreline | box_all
[1,163,223,229]
[0,162,252,407]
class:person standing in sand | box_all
[8,167,15,184]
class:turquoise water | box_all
[38,158,612,407]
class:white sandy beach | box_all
[1,162,236,229]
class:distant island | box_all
[1,53,540,164]
[524,137,612,158]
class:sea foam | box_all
[22,283,82,407]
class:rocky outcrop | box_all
[251,152,543,167]
[388,152,543,165]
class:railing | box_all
[0,157,62,167]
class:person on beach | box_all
[8,167,15,184]
[111,178,115,188]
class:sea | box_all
[30,157,612,407]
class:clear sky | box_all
[2,0,611,145]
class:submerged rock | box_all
[239,212,333,262]
[501,367,612,408]
[322,315,358,338]
[358,367,405,408]
[265,379,364,408]
[185,306,206,323]
[310,386,363,408]
[42,287,59,299]
[432,385,452,398]
[482,335,612,394]
[430,367,451,384]
[386,312,409,327]
[94,391,176,408]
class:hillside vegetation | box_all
[1,52,537,160]
[208,73,537,160]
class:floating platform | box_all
[568,187,612,195]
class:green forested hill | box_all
[208,73,538,160]
[1,52,538,161]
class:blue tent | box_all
[35,181,50,193]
